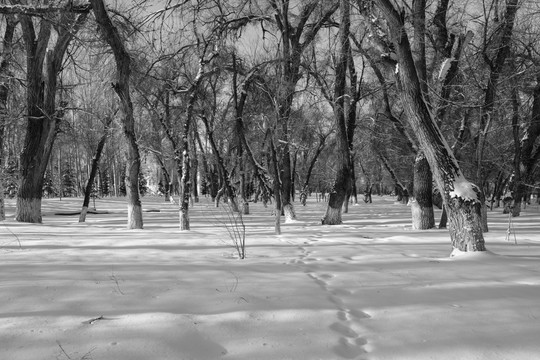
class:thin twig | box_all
[56,341,72,360]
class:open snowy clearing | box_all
[1,196,540,360]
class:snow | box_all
[449,174,479,202]
[1,195,540,359]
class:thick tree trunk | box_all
[0,15,16,221]
[16,9,88,223]
[411,152,435,229]
[375,0,486,253]
[91,0,143,229]
[79,117,112,222]
[322,0,352,225]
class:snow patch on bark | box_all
[449,175,479,202]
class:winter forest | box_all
[2,1,540,359]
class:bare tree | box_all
[16,4,89,223]
[267,1,338,222]
[322,0,352,225]
[79,115,114,222]
[0,14,17,221]
[91,0,144,229]
[373,0,486,253]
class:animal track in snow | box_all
[288,229,370,358]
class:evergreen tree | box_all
[42,170,56,198]
[61,163,77,197]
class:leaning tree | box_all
[373,0,486,253]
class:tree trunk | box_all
[79,117,112,222]
[322,0,351,225]
[200,115,239,213]
[300,132,328,202]
[0,15,16,221]
[375,0,486,253]
[189,129,199,203]
[270,2,338,222]
[91,0,143,229]
[476,0,519,184]
[411,152,435,229]
[232,54,250,215]
[16,8,88,223]
[510,75,540,217]
[178,52,216,229]
[269,131,281,235]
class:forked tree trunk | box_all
[411,152,435,229]
[16,8,88,223]
[179,52,217,230]
[79,116,113,222]
[375,0,485,253]
[91,0,143,229]
[322,0,352,225]
[271,3,338,222]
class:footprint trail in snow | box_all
[289,227,371,359]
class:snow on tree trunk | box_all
[375,0,486,253]
[179,146,191,231]
[446,175,486,252]
[322,206,342,226]
[16,10,87,223]
[91,0,143,229]
[412,152,435,229]
[127,203,143,229]
[15,198,42,223]
[283,203,296,223]
[79,206,89,223]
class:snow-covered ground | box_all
[1,195,539,360]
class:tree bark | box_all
[412,152,435,229]
[511,75,540,217]
[374,0,486,253]
[200,115,239,212]
[322,0,352,225]
[232,54,249,214]
[178,51,217,229]
[91,0,143,229]
[16,8,88,223]
[0,15,16,221]
[301,132,329,199]
[269,1,338,222]
[269,129,281,235]
[79,116,113,222]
